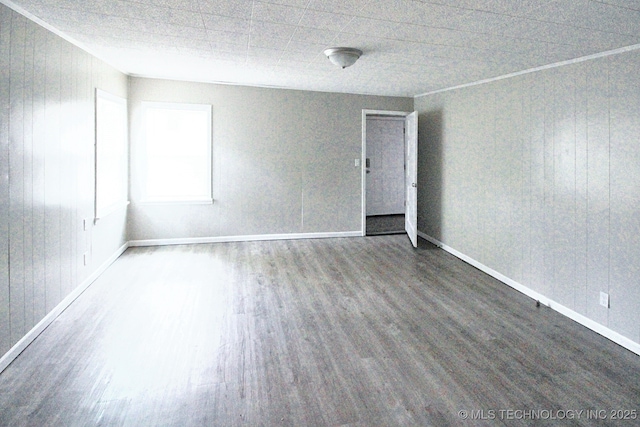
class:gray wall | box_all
[415,51,640,347]
[0,4,128,356]
[128,77,412,241]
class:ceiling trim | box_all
[127,73,413,99]
[2,0,405,98]
[0,0,129,75]
[5,0,640,99]
[414,42,640,99]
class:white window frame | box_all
[95,89,129,220]
[140,101,213,204]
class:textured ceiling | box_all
[5,0,640,97]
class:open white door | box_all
[405,111,418,247]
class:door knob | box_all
[412,183,417,187]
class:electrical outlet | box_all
[599,292,609,308]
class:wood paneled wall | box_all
[0,4,128,356]
[416,52,640,348]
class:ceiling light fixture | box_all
[323,47,363,69]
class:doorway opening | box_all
[362,110,418,246]
[364,115,405,235]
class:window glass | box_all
[141,102,212,203]
[96,89,128,218]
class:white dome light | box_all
[323,47,363,69]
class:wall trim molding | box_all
[7,229,636,375]
[417,231,640,356]
[0,0,127,75]
[414,43,640,99]
[129,231,362,247]
[0,242,130,374]
[0,232,360,372]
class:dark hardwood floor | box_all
[0,235,639,426]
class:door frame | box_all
[361,109,414,236]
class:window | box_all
[141,102,212,203]
[95,89,128,219]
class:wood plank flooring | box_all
[0,235,639,426]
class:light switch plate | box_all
[599,292,609,308]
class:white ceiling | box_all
[6,0,640,97]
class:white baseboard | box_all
[7,229,636,376]
[1,231,360,372]
[417,231,640,356]
[418,231,443,248]
[0,242,129,373]
[129,231,362,247]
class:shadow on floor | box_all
[366,214,405,236]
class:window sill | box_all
[139,198,214,206]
